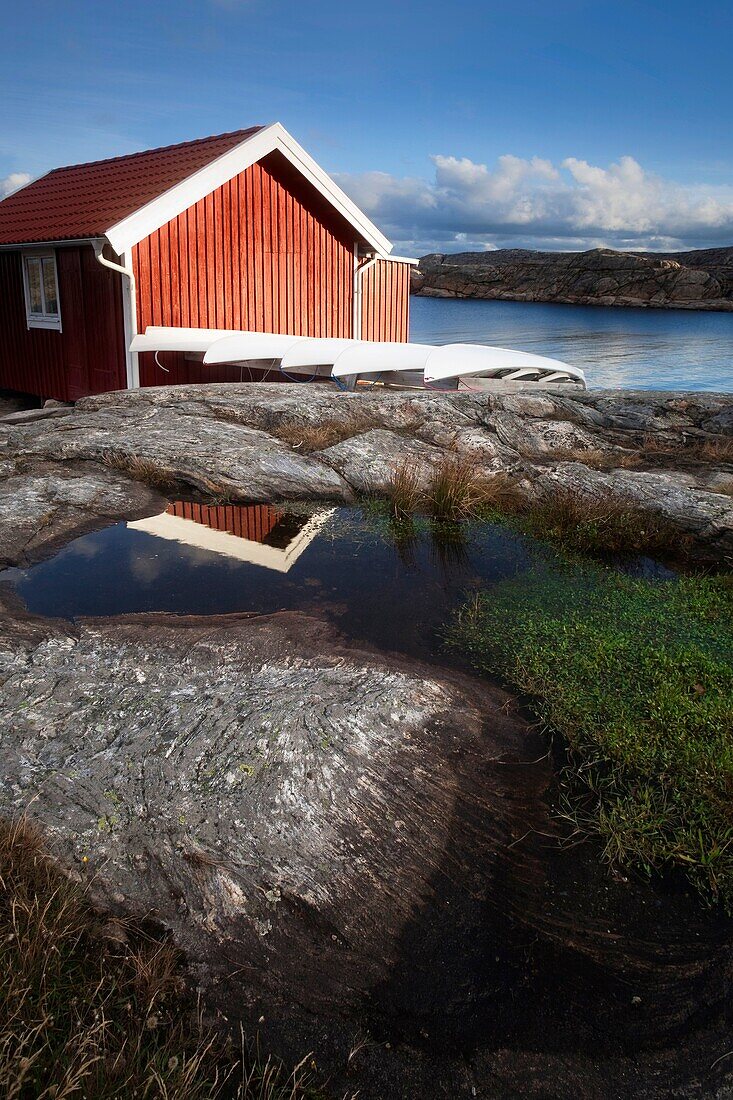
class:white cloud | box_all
[1,172,31,198]
[336,153,733,255]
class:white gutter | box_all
[0,237,100,251]
[93,239,139,389]
[352,246,378,340]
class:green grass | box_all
[447,566,733,907]
[0,817,322,1099]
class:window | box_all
[22,251,61,330]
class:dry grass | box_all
[521,487,687,559]
[549,447,644,471]
[427,455,493,521]
[385,458,425,521]
[694,437,733,463]
[0,816,320,1100]
[379,451,696,562]
[272,414,375,453]
[637,434,733,464]
[549,435,733,472]
[100,450,182,494]
[384,459,526,523]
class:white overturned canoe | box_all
[423,343,585,386]
[203,332,303,365]
[331,341,433,378]
[130,326,237,353]
[128,326,586,390]
[279,338,359,373]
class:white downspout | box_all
[93,238,139,389]
[352,245,378,340]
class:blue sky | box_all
[2,0,732,253]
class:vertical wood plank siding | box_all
[360,259,410,343]
[133,157,359,387]
[0,246,126,401]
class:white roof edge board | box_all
[331,341,434,378]
[384,254,419,265]
[423,344,585,384]
[106,122,392,256]
[203,332,302,364]
[280,338,358,370]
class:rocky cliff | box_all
[411,246,733,311]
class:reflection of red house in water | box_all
[167,501,284,544]
[129,500,334,572]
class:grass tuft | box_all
[448,567,733,907]
[519,488,688,559]
[550,435,733,471]
[427,455,493,521]
[385,459,425,521]
[384,457,525,524]
[549,447,644,471]
[100,451,182,494]
[272,415,375,453]
[637,434,733,465]
[0,817,321,1099]
[380,458,702,563]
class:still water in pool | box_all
[2,501,674,664]
[2,502,554,661]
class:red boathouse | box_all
[0,124,413,401]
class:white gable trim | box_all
[105,123,393,257]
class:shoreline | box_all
[411,245,733,313]
[412,286,733,312]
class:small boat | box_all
[130,327,586,391]
[422,343,586,389]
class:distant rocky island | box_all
[411,246,733,311]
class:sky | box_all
[1,0,732,255]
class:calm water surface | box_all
[410,296,733,391]
[2,504,671,661]
[2,506,540,660]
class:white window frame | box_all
[21,249,62,331]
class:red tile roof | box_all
[0,127,263,246]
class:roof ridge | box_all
[48,127,264,175]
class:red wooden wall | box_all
[0,246,127,401]
[361,259,410,342]
[133,153,358,387]
[133,152,411,387]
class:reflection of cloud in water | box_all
[62,534,108,560]
[127,541,246,585]
[128,551,166,585]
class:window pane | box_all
[41,258,59,315]
[26,258,42,314]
